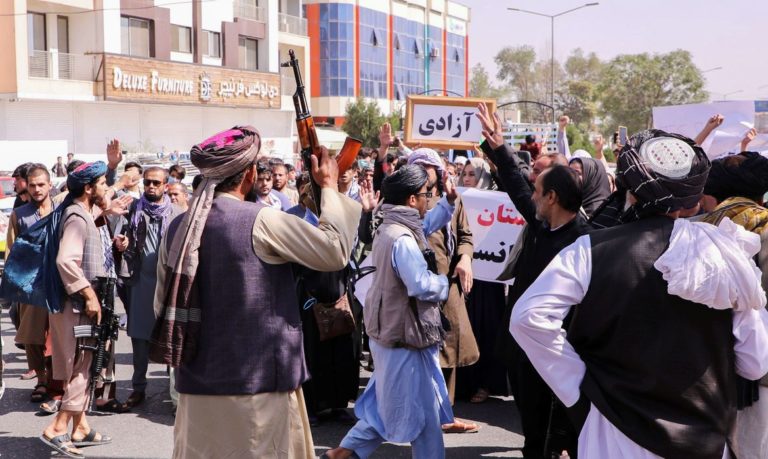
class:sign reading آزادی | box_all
[102,54,281,108]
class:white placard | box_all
[459,187,525,284]
[411,104,483,144]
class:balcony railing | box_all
[234,1,265,22]
[278,13,307,35]
[28,50,95,81]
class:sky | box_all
[462,0,768,102]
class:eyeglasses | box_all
[415,191,433,199]
[143,179,164,187]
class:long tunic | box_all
[127,217,162,341]
[511,234,768,458]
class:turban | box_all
[66,161,108,193]
[616,129,710,218]
[407,148,444,174]
[382,164,429,205]
[703,152,768,202]
[152,126,260,367]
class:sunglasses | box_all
[143,179,164,187]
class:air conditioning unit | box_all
[430,48,440,58]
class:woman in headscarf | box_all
[455,158,508,404]
[569,156,612,218]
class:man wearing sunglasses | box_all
[113,166,183,411]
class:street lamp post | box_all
[722,90,743,100]
[701,66,723,74]
[508,3,599,124]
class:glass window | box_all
[238,36,258,70]
[121,16,151,57]
[57,16,69,53]
[27,13,46,53]
[171,24,192,53]
[202,30,221,58]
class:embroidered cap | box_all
[639,137,695,179]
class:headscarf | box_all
[702,196,768,235]
[703,151,768,202]
[570,157,611,218]
[616,129,710,219]
[66,161,108,195]
[466,158,493,190]
[407,148,444,175]
[571,149,592,160]
[150,126,260,366]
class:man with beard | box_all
[12,162,33,208]
[7,164,54,402]
[272,163,299,206]
[40,162,113,457]
[251,163,290,210]
[511,130,768,458]
[114,166,182,409]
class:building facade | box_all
[0,0,310,162]
[302,0,470,125]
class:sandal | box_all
[442,419,480,434]
[30,383,48,403]
[39,398,62,415]
[96,399,129,413]
[123,391,145,409]
[72,429,113,447]
[470,388,489,404]
[39,433,84,458]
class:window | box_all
[57,17,69,53]
[238,36,258,70]
[171,25,191,53]
[27,13,46,53]
[202,31,221,58]
[121,16,151,57]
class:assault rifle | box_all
[281,49,362,215]
[73,276,119,413]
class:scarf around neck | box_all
[380,204,428,249]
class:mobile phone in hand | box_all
[618,126,628,146]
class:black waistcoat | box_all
[569,215,736,459]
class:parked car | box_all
[0,176,15,198]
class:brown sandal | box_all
[30,384,48,403]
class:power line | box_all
[0,0,218,18]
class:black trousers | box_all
[509,343,578,459]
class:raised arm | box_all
[693,114,724,146]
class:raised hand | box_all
[379,122,394,149]
[443,169,458,204]
[706,114,725,130]
[359,178,380,212]
[475,103,504,150]
[741,127,757,151]
[106,139,122,170]
[311,146,339,190]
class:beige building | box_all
[0,0,311,163]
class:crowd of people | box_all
[0,107,767,459]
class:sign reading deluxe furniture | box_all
[101,55,281,108]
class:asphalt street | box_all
[0,303,525,458]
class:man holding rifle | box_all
[150,126,360,458]
[41,162,114,458]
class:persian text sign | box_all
[459,187,525,284]
[404,96,496,150]
[102,54,281,108]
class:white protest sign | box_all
[404,95,495,150]
[458,187,525,284]
[653,100,768,159]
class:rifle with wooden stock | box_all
[281,49,362,215]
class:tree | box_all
[342,98,387,148]
[556,49,603,128]
[597,50,707,134]
[470,63,504,99]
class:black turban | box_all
[382,164,428,205]
[616,129,710,218]
[704,151,768,202]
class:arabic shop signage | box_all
[404,96,496,150]
[102,54,281,109]
[458,187,525,284]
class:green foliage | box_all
[597,50,708,134]
[565,124,593,155]
[342,98,388,148]
[494,45,562,122]
[470,63,506,100]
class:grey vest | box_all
[364,222,443,349]
[59,204,106,310]
[175,197,307,395]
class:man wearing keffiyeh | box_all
[112,166,181,410]
[149,126,361,459]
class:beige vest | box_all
[364,222,443,349]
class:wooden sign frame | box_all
[404,95,496,150]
